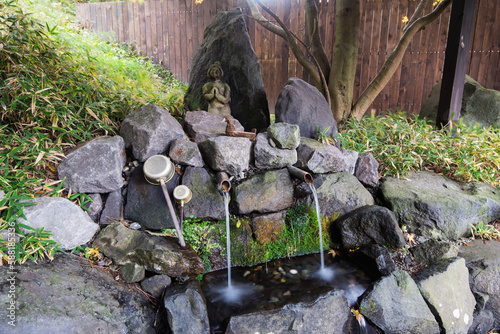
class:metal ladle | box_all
[173,185,192,229]
[143,155,185,247]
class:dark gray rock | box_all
[181,167,225,221]
[468,309,495,334]
[120,262,145,283]
[57,136,126,193]
[331,205,405,249]
[183,110,244,143]
[232,169,294,214]
[355,152,379,187]
[163,280,210,334]
[0,253,158,334]
[250,211,287,244]
[140,275,172,299]
[314,172,374,218]
[267,122,301,149]
[168,138,204,167]
[120,104,187,162]
[254,133,297,169]
[351,244,396,277]
[295,137,346,173]
[17,197,99,250]
[84,193,102,222]
[381,171,500,239]
[275,77,338,142]
[184,8,270,132]
[341,149,359,175]
[225,290,350,334]
[124,164,180,230]
[100,189,123,225]
[360,270,440,334]
[414,257,475,334]
[410,239,459,266]
[93,223,204,278]
[198,136,252,176]
[459,240,500,329]
[420,75,500,127]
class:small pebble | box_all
[129,222,141,230]
[132,160,139,167]
[289,269,298,275]
[243,270,251,277]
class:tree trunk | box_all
[328,0,360,123]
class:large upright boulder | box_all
[184,8,270,132]
[420,75,500,128]
[275,77,338,142]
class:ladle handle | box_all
[160,179,186,247]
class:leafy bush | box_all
[0,0,186,265]
[340,112,500,188]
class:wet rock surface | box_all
[410,239,459,266]
[381,171,500,239]
[332,205,405,249]
[120,104,187,162]
[250,211,287,244]
[459,240,500,330]
[314,172,375,218]
[232,169,294,214]
[163,280,210,334]
[360,270,440,334]
[181,167,225,221]
[124,164,180,230]
[225,290,350,334]
[414,257,475,334]
[92,223,204,278]
[0,253,159,334]
[17,197,99,250]
[57,135,126,193]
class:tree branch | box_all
[248,0,322,88]
[305,0,330,79]
[351,0,451,120]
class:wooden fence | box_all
[75,0,500,115]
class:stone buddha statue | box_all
[202,61,231,115]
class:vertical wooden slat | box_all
[75,0,496,117]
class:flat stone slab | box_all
[381,171,500,239]
[17,197,99,250]
[0,253,158,333]
[183,110,244,143]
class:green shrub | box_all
[0,0,186,265]
[340,112,500,188]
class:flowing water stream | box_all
[309,183,335,281]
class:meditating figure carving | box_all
[202,62,231,115]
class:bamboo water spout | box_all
[287,166,313,184]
